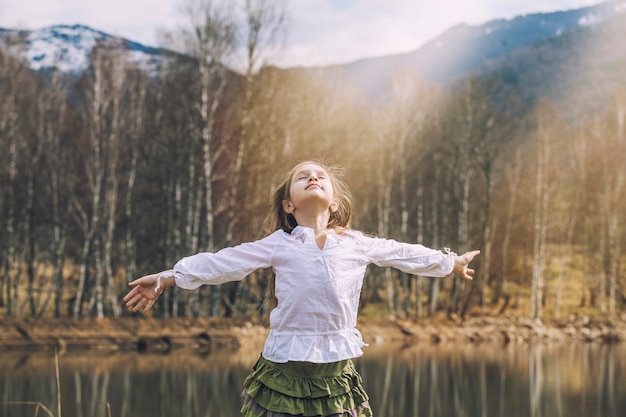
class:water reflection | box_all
[1,342,624,417]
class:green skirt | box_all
[241,355,373,417]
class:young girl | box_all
[124,160,479,417]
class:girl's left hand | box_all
[123,273,163,313]
[453,250,480,280]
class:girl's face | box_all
[284,163,336,215]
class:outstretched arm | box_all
[453,250,480,280]
[123,270,176,313]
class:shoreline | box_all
[1,314,624,354]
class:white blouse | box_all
[173,225,455,363]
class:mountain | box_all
[0,24,171,75]
[1,0,624,111]
[479,8,626,120]
[326,0,626,98]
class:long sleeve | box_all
[173,230,281,289]
[358,233,454,277]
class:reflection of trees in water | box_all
[61,365,249,417]
[0,343,624,417]
[357,343,624,417]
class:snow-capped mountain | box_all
[0,0,624,85]
[0,24,170,75]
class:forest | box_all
[0,0,624,322]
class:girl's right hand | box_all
[123,273,165,313]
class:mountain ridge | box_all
[1,1,624,78]
[323,0,626,98]
[1,0,625,113]
[0,23,170,75]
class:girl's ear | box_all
[283,200,294,214]
[330,201,338,213]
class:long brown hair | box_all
[262,160,353,313]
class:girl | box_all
[124,160,480,417]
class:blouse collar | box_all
[289,225,341,248]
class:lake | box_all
[1,341,624,417]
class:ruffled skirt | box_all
[241,355,373,417]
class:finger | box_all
[125,293,142,307]
[126,297,142,311]
[123,287,139,302]
[468,250,480,260]
[137,286,158,300]
[132,297,148,313]
[128,274,156,287]
[144,299,156,313]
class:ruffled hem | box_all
[241,356,373,417]
[262,329,367,363]
[242,389,372,417]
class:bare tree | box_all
[596,95,626,313]
[220,0,286,317]
[496,148,522,311]
[0,37,34,316]
[225,0,286,245]
[176,0,237,316]
[73,42,131,318]
[384,70,432,318]
[438,77,499,316]
[33,71,70,317]
[553,126,585,317]
[123,70,148,287]
[529,102,560,320]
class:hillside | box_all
[476,11,626,121]
[0,24,173,75]
[305,0,626,100]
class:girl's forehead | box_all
[293,163,327,176]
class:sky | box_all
[0,0,609,67]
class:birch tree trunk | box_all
[429,165,441,316]
[530,117,552,320]
[224,0,286,316]
[179,0,236,316]
[608,100,625,313]
[25,121,45,316]
[554,130,585,318]
[497,148,522,307]
[225,0,285,245]
[0,44,29,316]
[376,159,394,319]
[446,80,481,316]
[32,71,69,317]
[124,73,147,288]
[73,49,108,318]
[415,169,425,319]
[5,114,19,316]
[451,168,472,315]
[101,57,126,318]
[599,98,625,313]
